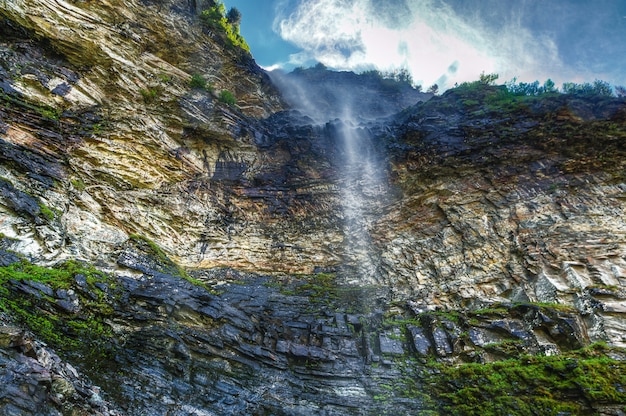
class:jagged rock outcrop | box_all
[377,89,626,347]
[1,0,626,415]
[0,314,120,415]
[3,246,619,415]
[0,0,289,270]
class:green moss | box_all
[158,73,171,83]
[469,306,509,316]
[70,178,86,192]
[383,317,422,328]
[470,302,576,317]
[0,258,118,351]
[139,87,158,103]
[90,123,103,135]
[297,272,338,301]
[0,91,61,120]
[182,274,219,294]
[421,343,626,415]
[128,233,186,276]
[587,284,619,292]
[37,105,61,120]
[37,202,55,221]
[129,233,167,259]
[514,301,576,313]
[128,234,218,293]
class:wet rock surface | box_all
[0,315,120,415]
[2,246,623,414]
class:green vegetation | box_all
[361,67,419,90]
[91,123,103,135]
[455,72,622,99]
[218,89,236,105]
[128,234,186,276]
[189,73,208,90]
[384,309,463,329]
[0,258,117,351]
[519,302,576,313]
[561,79,613,97]
[504,78,613,97]
[505,78,558,96]
[158,72,171,83]
[1,91,61,121]
[479,71,500,85]
[453,81,542,115]
[37,105,62,120]
[139,87,158,103]
[422,343,626,415]
[199,1,250,53]
[127,234,216,293]
[275,272,339,300]
[426,83,439,94]
[469,302,575,316]
[297,272,337,301]
[37,202,56,221]
[368,300,626,413]
[268,272,377,314]
[378,343,626,415]
[225,7,241,26]
[468,305,509,316]
[70,178,86,192]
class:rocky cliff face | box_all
[1,1,626,415]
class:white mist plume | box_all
[274,0,567,89]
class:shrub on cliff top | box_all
[199,2,250,53]
[562,79,614,97]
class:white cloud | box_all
[274,0,567,89]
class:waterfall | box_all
[267,68,413,283]
[336,120,385,283]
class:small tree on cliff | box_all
[479,72,499,85]
[199,1,249,52]
[226,7,242,26]
[543,78,557,93]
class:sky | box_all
[225,0,626,90]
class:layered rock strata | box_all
[0,0,625,414]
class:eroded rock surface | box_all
[2,247,616,415]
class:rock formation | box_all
[0,0,625,414]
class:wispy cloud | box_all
[274,0,569,89]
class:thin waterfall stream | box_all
[334,119,388,284]
[267,68,401,284]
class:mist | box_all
[268,67,428,123]
[266,65,416,283]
